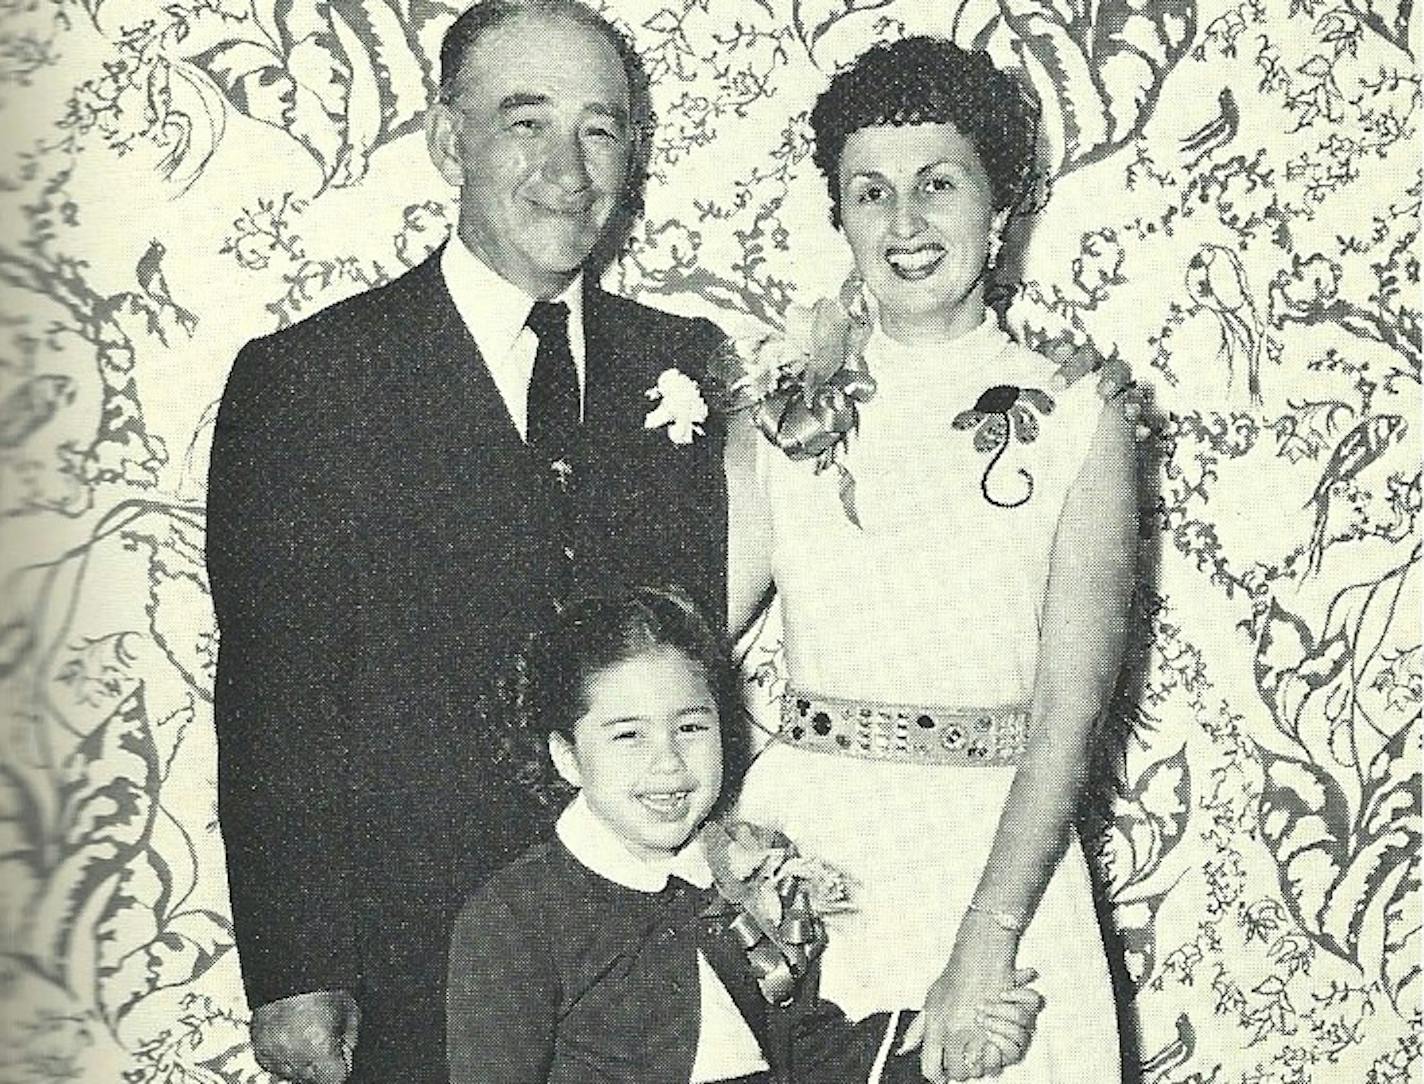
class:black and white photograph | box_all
[0,0,1418,1081]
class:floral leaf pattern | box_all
[993,0,1198,174]
[21,688,158,989]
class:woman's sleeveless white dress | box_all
[736,316,1122,1082]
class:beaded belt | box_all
[777,689,1031,766]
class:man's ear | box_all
[425,100,465,188]
[549,733,582,788]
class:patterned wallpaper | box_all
[0,0,1417,1081]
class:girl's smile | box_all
[550,645,723,862]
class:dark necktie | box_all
[525,300,579,454]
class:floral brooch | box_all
[644,367,708,444]
[735,290,875,526]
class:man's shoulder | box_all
[224,254,445,405]
[243,255,442,351]
[588,288,730,401]
[592,289,725,350]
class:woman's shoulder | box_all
[996,337,1107,429]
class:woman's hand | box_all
[903,918,1036,1082]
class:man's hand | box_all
[1045,339,1149,437]
[251,990,360,1084]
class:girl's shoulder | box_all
[460,840,580,922]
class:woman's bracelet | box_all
[965,902,1028,934]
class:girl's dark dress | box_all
[446,800,921,1084]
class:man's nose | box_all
[542,133,591,192]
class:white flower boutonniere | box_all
[644,367,708,444]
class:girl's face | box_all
[837,121,1008,345]
[551,646,722,861]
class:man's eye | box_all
[679,720,711,733]
[856,185,886,204]
[926,175,956,193]
[584,124,622,142]
[610,728,640,741]
[510,117,543,133]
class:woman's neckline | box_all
[869,313,1007,365]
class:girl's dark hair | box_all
[809,36,1041,228]
[436,0,654,265]
[497,585,747,814]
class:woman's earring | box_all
[839,267,871,325]
[986,232,1005,268]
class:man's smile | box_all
[526,190,600,218]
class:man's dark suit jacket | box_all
[206,248,728,1083]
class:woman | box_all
[727,37,1136,1084]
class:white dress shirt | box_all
[440,235,586,441]
[556,796,771,1082]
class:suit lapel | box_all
[399,245,540,463]
[581,282,638,442]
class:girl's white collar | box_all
[555,794,713,893]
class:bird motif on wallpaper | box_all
[96,240,200,348]
[1185,244,1267,404]
[134,239,200,342]
[1304,413,1408,575]
[1140,1014,1195,1084]
[1181,88,1240,165]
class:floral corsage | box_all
[700,818,856,1004]
[644,367,708,444]
[734,286,875,526]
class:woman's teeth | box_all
[886,245,945,279]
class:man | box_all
[207,2,1135,1081]
[208,4,726,1081]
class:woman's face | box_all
[838,121,1006,344]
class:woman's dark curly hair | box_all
[495,585,748,816]
[810,36,1041,228]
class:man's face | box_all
[428,14,631,297]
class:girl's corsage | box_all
[734,285,875,526]
[644,368,708,444]
[700,818,856,1004]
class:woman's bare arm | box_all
[973,403,1137,920]
[726,408,776,640]
[917,404,1137,1082]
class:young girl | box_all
[446,587,1042,1083]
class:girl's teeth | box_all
[639,792,689,815]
